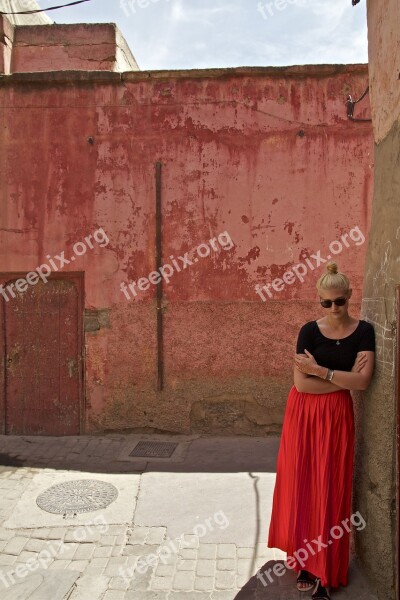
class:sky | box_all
[32,0,368,70]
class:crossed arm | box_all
[293,350,375,393]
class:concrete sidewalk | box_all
[0,434,379,600]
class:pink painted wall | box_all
[0,19,139,74]
[0,61,373,434]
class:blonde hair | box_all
[316,261,350,292]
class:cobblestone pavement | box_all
[0,435,379,600]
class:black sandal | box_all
[296,570,317,592]
[311,578,331,600]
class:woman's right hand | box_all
[352,352,367,373]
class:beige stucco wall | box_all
[366,1,400,143]
[354,2,400,598]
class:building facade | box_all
[0,16,373,436]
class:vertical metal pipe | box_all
[155,162,163,391]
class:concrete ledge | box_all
[0,63,368,85]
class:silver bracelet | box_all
[325,369,334,382]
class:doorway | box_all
[0,272,84,435]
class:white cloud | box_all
[40,0,368,70]
[171,0,240,24]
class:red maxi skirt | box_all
[267,385,355,588]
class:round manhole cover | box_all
[36,480,118,515]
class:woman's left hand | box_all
[295,349,321,376]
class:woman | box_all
[267,261,375,600]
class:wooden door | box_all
[0,273,83,435]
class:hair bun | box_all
[326,261,338,275]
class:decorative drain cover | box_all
[36,480,118,515]
[129,441,178,458]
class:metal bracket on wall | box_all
[346,86,372,122]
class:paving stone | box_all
[84,566,105,576]
[100,536,117,547]
[155,563,175,577]
[58,543,78,560]
[156,552,178,565]
[108,557,129,566]
[216,559,235,571]
[180,548,197,559]
[64,531,81,543]
[69,560,90,572]
[78,530,101,543]
[194,576,214,591]
[180,534,199,549]
[48,560,72,570]
[3,537,29,555]
[169,593,211,600]
[273,548,286,560]
[216,544,236,559]
[129,526,150,544]
[104,559,129,577]
[123,544,159,556]
[152,575,174,590]
[108,576,130,590]
[0,529,14,542]
[89,557,109,568]
[32,529,50,540]
[146,527,166,545]
[236,573,251,589]
[0,554,17,565]
[16,551,39,563]
[127,566,154,591]
[106,526,128,536]
[73,544,96,561]
[103,591,126,600]
[173,570,195,590]
[215,570,236,589]
[0,569,80,600]
[111,546,124,557]
[211,592,241,600]
[113,535,124,546]
[196,559,216,577]
[46,528,67,541]
[125,592,168,600]
[15,529,33,538]
[176,558,196,571]
[25,539,47,553]
[237,559,255,576]
[237,547,254,559]
[198,544,217,559]
[125,555,140,569]
[93,546,113,558]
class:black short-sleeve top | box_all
[296,320,375,372]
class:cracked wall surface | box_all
[0,64,373,435]
[353,2,400,598]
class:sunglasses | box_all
[320,297,348,308]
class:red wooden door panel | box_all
[2,275,83,435]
